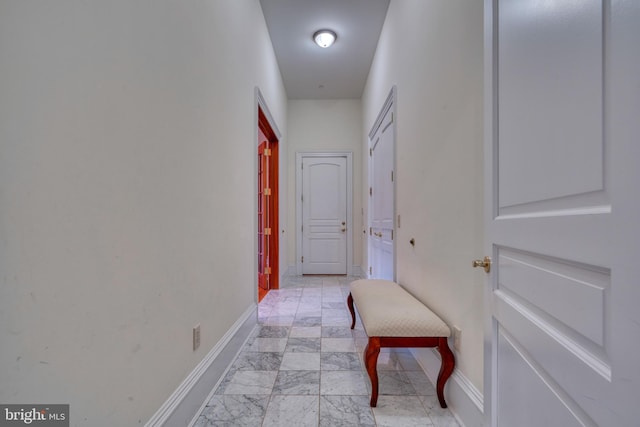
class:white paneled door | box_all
[301,156,348,274]
[369,100,395,280]
[484,1,640,427]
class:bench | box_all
[347,279,455,408]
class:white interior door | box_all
[484,1,640,426]
[369,98,395,280]
[302,156,347,274]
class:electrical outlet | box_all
[193,324,201,351]
[453,326,462,351]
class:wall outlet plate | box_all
[193,324,201,351]
[453,326,462,351]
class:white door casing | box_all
[296,153,352,275]
[484,1,640,427]
[368,90,396,280]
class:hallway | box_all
[194,276,460,426]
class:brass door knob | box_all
[472,256,492,273]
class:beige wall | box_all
[362,0,484,390]
[0,1,286,425]
[286,99,363,272]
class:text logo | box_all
[0,405,69,427]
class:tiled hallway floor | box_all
[194,276,461,427]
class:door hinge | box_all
[264,148,271,156]
[301,256,304,263]
[301,194,303,202]
[391,171,394,182]
[369,187,372,196]
[391,230,394,240]
[301,162,303,169]
[369,266,372,275]
[264,188,271,196]
[369,148,372,157]
[369,227,372,236]
[265,266,272,274]
[265,227,272,236]
[301,224,303,232]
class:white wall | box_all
[362,0,484,394]
[0,1,287,426]
[286,99,363,273]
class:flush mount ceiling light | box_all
[313,29,337,48]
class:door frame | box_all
[296,151,353,276]
[255,88,282,301]
[367,86,397,280]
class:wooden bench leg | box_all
[364,337,381,407]
[347,293,356,329]
[436,337,455,408]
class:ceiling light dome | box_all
[313,30,337,48]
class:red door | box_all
[257,139,270,291]
[257,108,279,301]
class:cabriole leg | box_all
[436,337,455,408]
[347,293,356,329]
[364,337,381,407]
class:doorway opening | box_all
[257,107,279,302]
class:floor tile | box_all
[232,352,282,371]
[407,370,437,396]
[261,316,294,326]
[293,316,323,327]
[422,395,461,427]
[273,370,320,395]
[246,337,287,353]
[320,370,368,395]
[319,395,375,427]
[262,395,319,427]
[321,352,361,371]
[222,371,277,395]
[195,395,269,426]
[285,337,321,352]
[290,326,322,338]
[254,325,290,338]
[322,337,356,352]
[321,326,353,338]
[376,352,405,371]
[373,395,434,427]
[377,371,416,396]
[281,352,321,370]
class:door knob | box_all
[341,228,346,232]
[472,256,491,273]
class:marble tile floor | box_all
[194,276,460,427]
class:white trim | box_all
[367,86,397,280]
[254,87,282,302]
[295,151,354,276]
[145,304,257,427]
[411,347,484,427]
[256,88,282,139]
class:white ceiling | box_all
[260,0,390,99]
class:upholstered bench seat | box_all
[347,279,455,408]
[349,279,451,337]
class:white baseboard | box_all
[287,265,297,277]
[410,347,484,427]
[286,265,362,277]
[145,304,257,427]
[350,265,363,277]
